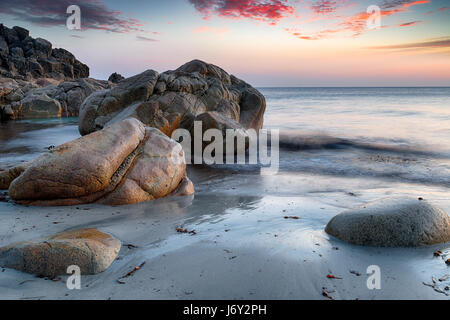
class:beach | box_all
[0,168,449,299]
[0,87,449,300]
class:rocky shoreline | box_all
[0,24,111,121]
[0,25,449,291]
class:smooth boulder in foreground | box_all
[4,118,193,206]
[0,228,120,277]
[325,197,450,247]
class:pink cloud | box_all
[188,0,295,25]
[286,0,430,40]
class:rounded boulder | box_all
[325,197,450,247]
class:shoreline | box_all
[1,165,449,300]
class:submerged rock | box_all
[0,163,28,190]
[325,197,450,247]
[4,118,193,206]
[78,60,266,140]
[0,228,120,277]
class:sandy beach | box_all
[1,163,449,300]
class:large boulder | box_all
[0,228,120,277]
[3,118,193,206]
[325,197,450,247]
[78,60,266,140]
[20,94,62,118]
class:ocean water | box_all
[260,87,450,187]
[262,87,450,149]
[0,87,449,188]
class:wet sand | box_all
[1,166,449,300]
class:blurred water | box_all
[261,87,450,151]
[259,87,450,187]
[0,88,449,187]
[0,117,79,169]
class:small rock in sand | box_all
[0,228,120,277]
[325,197,450,247]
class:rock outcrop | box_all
[325,197,450,247]
[0,24,111,121]
[78,60,266,140]
[1,78,110,120]
[2,118,193,206]
[0,24,89,81]
[0,228,120,277]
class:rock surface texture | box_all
[0,228,120,277]
[2,78,110,120]
[325,197,450,247]
[2,118,193,206]
[78,60,266,139]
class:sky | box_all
[0,0,449,86]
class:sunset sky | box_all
[0,0,449,86]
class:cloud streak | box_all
[188,0,295,25]
[369,37,450,50]
[0,0,145,33]
[286,0,430,40]
[399,20,422,27]
[136,35,159,42]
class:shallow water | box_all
[0,117,79,169]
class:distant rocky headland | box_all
[0,24,89,81]
[0,24,111,120]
